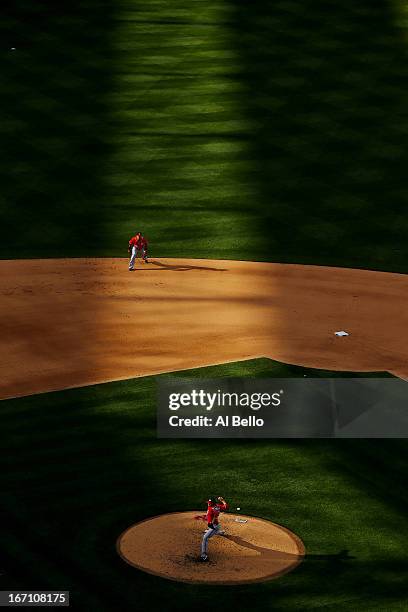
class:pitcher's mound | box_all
[117,511,305,585]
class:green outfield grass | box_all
[0,359,406,611]
[2,1,408,271]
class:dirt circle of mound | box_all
[117,511,305,585]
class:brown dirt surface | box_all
[1,257,408,400]
[117,511,305,584]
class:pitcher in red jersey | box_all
[200,496,228,562]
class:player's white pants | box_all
[201,524,222,556]
[129,246,147,269]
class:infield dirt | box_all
[1,257,408,399]
[117,511,305,584]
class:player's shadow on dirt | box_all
[225,534,300,561]
[225,535,354,564]
[147,260,226,272]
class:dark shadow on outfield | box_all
[232,0,408,272]
[310,439,408,523]
[0,1,116,259]
[305,549,356,562]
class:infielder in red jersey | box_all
[200,496,228,561]
[128,232,149,270]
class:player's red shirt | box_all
[129,234,148,249]
[206,500,228,525]
[128,234,141,248]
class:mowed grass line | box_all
[0,359,407,611]
[2,2,408,271]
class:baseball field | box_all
[1,1,408,610]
